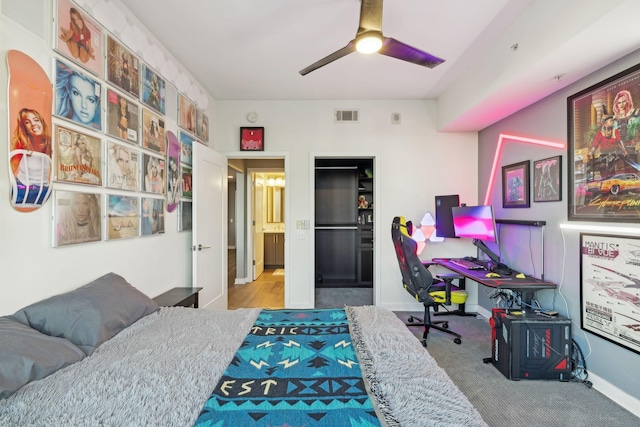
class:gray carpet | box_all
[395,311,639,427]
[315,287,373,308]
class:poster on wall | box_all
[106,141,139,191]
[580,233,640,355]
[55,0,103,77]
[179,201,192,231]
[106,35,139,99]
[141,197,165,236]
[196,108,209,143]
[54,59,102,131]
[106,88,139,144]
[54,125,102,185]
[140,63,166,115]
[178,94,196,134]
[182,165,192,199]
[568,63,640,222]
[179,130,194,165]
[142,153,165,195]
[54,190,102,246]
[107,194,139,240]
[142,109,166,155]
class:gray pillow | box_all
[12,272,159,356]
[0,316,85,399]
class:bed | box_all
[0,273,487,426]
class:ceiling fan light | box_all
[356,34,382,54]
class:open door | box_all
[252,174,265,280]
[193,143,227,309]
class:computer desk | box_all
[431,258,557,309]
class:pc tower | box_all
[490,309,571,381]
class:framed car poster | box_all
[568,63,640,222]
[580,233,640,355]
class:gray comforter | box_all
[0,306,487,426]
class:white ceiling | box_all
[124,0,640,132]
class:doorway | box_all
[227,158,286,309]
[314,157,374,308]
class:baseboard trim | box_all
[588,372,640,418]
[233,277,248,285]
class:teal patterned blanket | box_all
[195,308,381,426]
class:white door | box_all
[253,175,265,279]
[193,144,227,309]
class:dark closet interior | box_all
[315,158,373,288]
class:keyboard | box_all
[450,258,484,270]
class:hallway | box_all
[227,249,284,309]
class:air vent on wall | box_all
[335,109,359,123]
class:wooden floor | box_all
[227,249,284,309]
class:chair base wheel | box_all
[454,338,462,344]
[421,340,427,348]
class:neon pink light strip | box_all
[484,133,566,206]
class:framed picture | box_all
[179,130,194,165]
[580,233,640,355]
[196,108,209,143]
[179,201,192,231]
[141,197,165,236]
[502,160,530,208]
[568,63,640,222]
[106,35,139,99]
[106,141,139,191]
[142,153,165,195]
[53,190,102,246]
[141,109,166,155]
[533,155,562,202]
[240,127,264,151]
[140,63,165,114]
[107,194,139,240]
[178,94,196,134]
[106,88,139,144]
[54,0,103,77]
[54,59,102,131]
[54,125,102,185]
[182,165,193,199]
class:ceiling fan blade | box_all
[379,37,445,68]
[299,42,356,76]
[358,0,383,34]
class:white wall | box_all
[0,1,214,315]
[478,49,640,414]
[215,100,480,310]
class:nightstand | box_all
[153,287,203,308]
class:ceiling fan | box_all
[299,0,445,76]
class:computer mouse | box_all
[485,272,501,278]
[515,273,526,279]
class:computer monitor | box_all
[451,205,501,263]
[435,195,459,238]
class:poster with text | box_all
[54,125,101,185]
[580,233,640,355]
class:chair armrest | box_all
[434,274,464,305]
